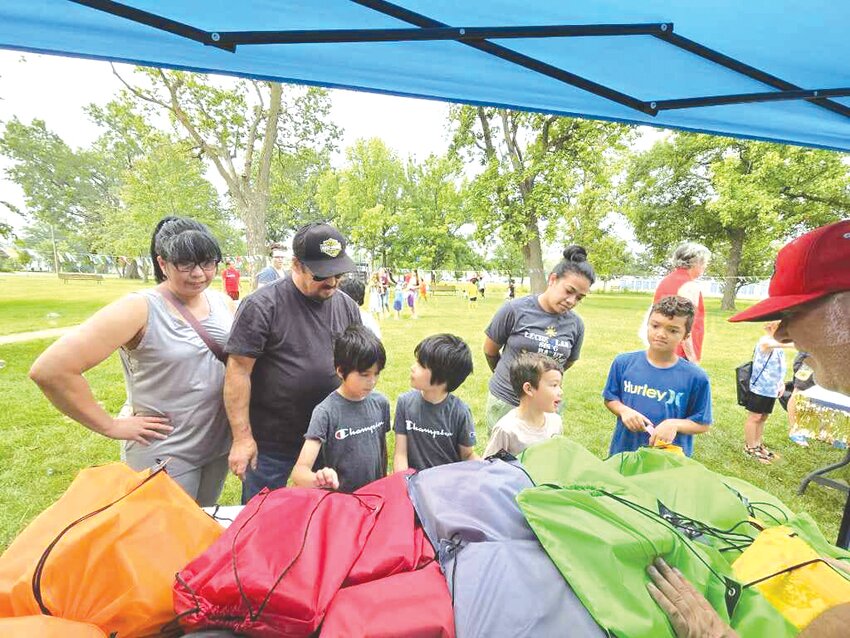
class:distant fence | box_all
[607,276,769,300]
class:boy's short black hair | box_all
[650,295,695,334]
[509,352,563,398]
[339,275,366,306]
[334,324,386,377]
[414,333,473,393]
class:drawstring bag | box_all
[321,562,455,638]
[173,487,382,637]
[0,463,222,637]
[517,483,797,638]
[732,525,850,630]
[0,616,107,637]
[345,471,433,587]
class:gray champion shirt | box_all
[393,390,476,471]
[305,390,390,493]
[485,294,584,406]
[119,289,232,475]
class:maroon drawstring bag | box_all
[345,471,434,586]
[173,488,382,637]
[321,562,455,638]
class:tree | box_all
[322,138,407,266]
[0,117,113,274]
[624,133,850,309]
[450,106,632,292]
[267,147,333,241]
[114,67,339,255]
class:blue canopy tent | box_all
[0,1,848,151]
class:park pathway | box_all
[0,326,77,345]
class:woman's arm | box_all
[29,294,173,444]
[483,336,502,372]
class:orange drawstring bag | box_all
[0,616,107,637]
[0,463,222,637]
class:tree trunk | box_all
[521,217,547,293]
[50,224,59,276]
[240,196,268,258]
[721,227,746,310]
[125,257,142,280]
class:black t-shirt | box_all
[225,276,361,454]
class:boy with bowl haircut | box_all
[483,352,564,457]
[604,295,712,457]
[393,334,479,471]
[292,325,390,493]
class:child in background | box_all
[603,295,712,457]
[393,281,404,319]
[292,325,390,492]
[339,275,381,339]
[483,352,563,457]
[743,320,792,463]
[394,334,479,471]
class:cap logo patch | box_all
[843,232,850,239]
[320,238,342,257]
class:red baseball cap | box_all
[729,219,850,322]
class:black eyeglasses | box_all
[174,260,219,273]
[312,272,346,282]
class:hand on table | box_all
[314,467,339,490]
[649,420,679,446]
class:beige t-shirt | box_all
[483,408,562,457]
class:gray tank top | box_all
[120,288,232,473]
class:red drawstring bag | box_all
[174,488,382,637]
[346,471,434,586]
[321,562,455,638]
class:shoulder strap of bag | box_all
[751,345,774,386]
[160,288,228,364]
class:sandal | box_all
[758,444,781,460]
[744,446,772,464]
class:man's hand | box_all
[646,558,738,638]
[314,467,339,490]
[620,406,654,433]
[229,436,258,481]
[650,420,679,446]
[105,415,172,445]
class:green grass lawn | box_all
[1,278,848,549]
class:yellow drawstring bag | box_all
[0,463,222,637]
[733,525,850,630]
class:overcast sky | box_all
[0,50,455,231]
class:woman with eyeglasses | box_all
[30,216,236,505]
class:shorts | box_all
[793,363,816,392]
[226,289,240,301]
[744,392,776,415]
[393,299,403,311]
[469,296,477,302]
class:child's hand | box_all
[650,420,678,446]
[620,407,654,433]
[314,467,339,490]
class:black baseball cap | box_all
[292,222,355,278]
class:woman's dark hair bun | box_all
[562,245,588,263]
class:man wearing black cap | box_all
[224,222,361,503]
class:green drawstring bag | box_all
[517,483,798,638]
[518,437,624,488]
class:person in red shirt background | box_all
[222,260,241,300]
[653,242,711,364]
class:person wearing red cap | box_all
[730,219,850,397]
[646,219,850,638]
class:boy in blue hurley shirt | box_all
[292,325,390,492]
[393,334,479,471]
[604,296,712,457]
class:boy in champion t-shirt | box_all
[292,325,390,493]
[603,296,712,457]
[393,334,478,471]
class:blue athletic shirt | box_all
[603,351,712,457]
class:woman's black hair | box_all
[150,216,223,283]
[334,325,387,377]
[550,245,596,286]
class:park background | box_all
[0,52,848,550]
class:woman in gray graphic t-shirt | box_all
[30,216,235,506]
[482,245,595,433]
